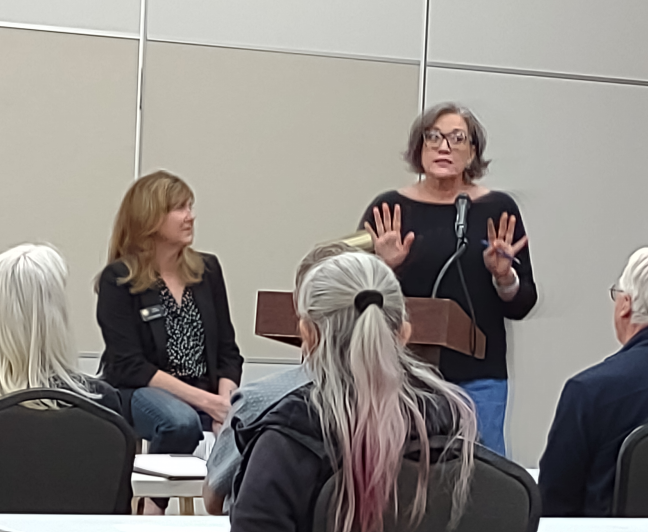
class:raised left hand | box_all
[483,212,528,282]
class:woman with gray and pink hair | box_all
[229,251,478,532]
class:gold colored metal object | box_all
[321,230,374,253]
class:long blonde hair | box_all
[0,244,94,406]
[297,252,477,532]
[106,170,204,293]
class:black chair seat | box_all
[613,423,648,517]
[0,388,135,514]
[313,442,541,532]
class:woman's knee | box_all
[132,387,203,445]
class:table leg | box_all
[179,497,194,515]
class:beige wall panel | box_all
[141,42,420,362]
[148,0,423,61]
[0,28,138,353]
[428,0,648,80]
[0,0,140,36]
[426,67,648,465]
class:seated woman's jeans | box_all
[131,387,205,510]
[458,378,508,457]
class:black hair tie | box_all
[354,290,384,314]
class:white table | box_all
[131,473,204,515]
[539,519,648,531]
[2,515,648,532]
[2,514,648,531]
[0,515,228,532]
[526,468,540,482]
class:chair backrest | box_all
[613,423,648,516]
[313,443,541,532]
[0,388,135,514]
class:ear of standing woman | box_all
[361,103,538,456]
[96,170,243,514]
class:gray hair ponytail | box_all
[297,252,477,532]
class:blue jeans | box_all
[458,379,508,456]
[131,387,205,509]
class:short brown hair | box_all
[106,170,204,293]
[404,102,490,181]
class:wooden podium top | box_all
[255,291,485,359]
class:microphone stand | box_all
[430,226,477,356]
[431,235,468,299]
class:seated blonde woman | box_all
[229,252,478,532]
[0,243,120,412]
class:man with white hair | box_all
[539,247,648,516]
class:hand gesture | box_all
[483,212,528,282]
[200,392,231,424]
[364,203,415,270]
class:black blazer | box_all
[97,253,243,414]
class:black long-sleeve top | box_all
[96,253,243,416]
[361,190,537,382]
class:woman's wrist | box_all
[218,377,237,398]
[493,268,517,288]
[492,268,520,301]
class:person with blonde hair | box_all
[0,243,120,412]
[229,251,477,532]
[97,170,243,514]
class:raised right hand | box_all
[199,391,231,423]
[364,203,415,270]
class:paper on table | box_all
[133,454,207,480]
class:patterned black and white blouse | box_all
[159,283,207,379]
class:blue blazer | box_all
[539,326,648,516]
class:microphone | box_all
[454,193,471,242]
[431,193,472,298]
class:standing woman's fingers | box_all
[498,212,508,240]
[402,231,415,253]
[382,203,393,232]
[393,204,402,235]
[364,221,378,242]
[487,217,497,244]
[511,235,529,255]
[505,214,516,245]
[373,206,385,236]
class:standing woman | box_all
[97,170,243,514]
[360,103,537,456]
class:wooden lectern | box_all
[255,291,485,366]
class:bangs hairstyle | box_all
[297,252,476,532]
[0,244,95,407]
[404,102,490,182]
[106,170,204,293]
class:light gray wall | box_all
[2,0,648,467]
[424,0,648,466]
[0,27,139,353]
[139,42,419,363]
